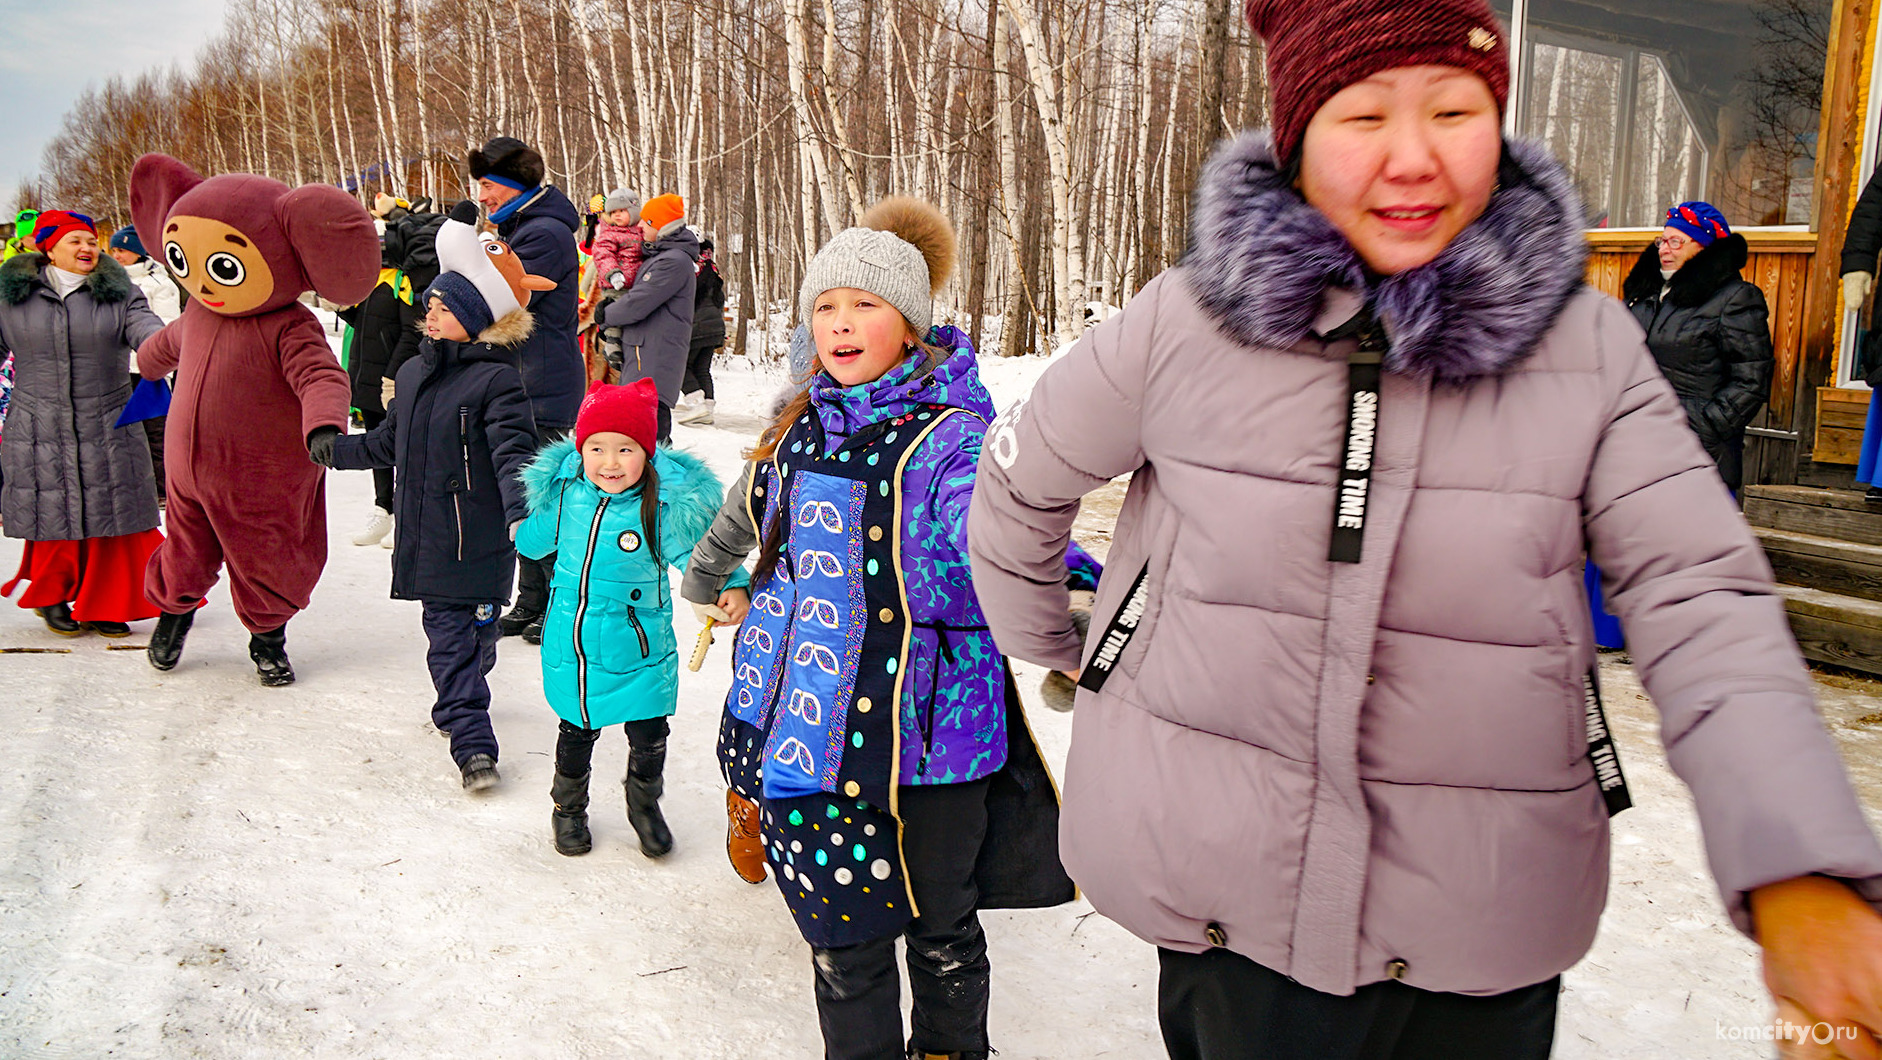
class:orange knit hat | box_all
[640,194,686,239]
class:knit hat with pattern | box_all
[1245,0,1511,164]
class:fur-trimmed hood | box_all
[0,253,136,307]
[1182,133,1589,383]
[1622,233,1749,309]
[521,438,725,561]
[475,307,534,347]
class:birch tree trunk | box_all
[1000,0,1084,344]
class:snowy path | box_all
[2,350,1876,1058]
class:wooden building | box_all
[1493,0,1882,671]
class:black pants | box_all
[1157,947,1558,1060]
[682,344,717,400]
[812,778,992,1060]
[515,427,567,615]
[554,716,671,777]
[421,601,501,767]
[359,407,394,511]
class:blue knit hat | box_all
[1665,202,1731,247]
[423,271,495,339]
[108,225,147,257]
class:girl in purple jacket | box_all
[682,198,1089,1060]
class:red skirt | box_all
[3,529,166,623]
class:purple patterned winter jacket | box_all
[968,133,1882,997]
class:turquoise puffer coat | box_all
[517,439,744,729]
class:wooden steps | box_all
[1743,485,1882,675]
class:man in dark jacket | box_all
[324,238,538,793]
[678,238,725,426]
[1622,202,1774,493]
[602,194,698,444]
[335,230,420,546]
[468,136,581,640]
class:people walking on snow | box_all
[321,204,542,793]
[1622,202,1774,495]
[130,153,379,686]
[0,209,168,637]
[966,2,1882,1056]
[682,197,1078,1060]
[677,237,725,426]
[469,136,583,646]
[516,377,735,856]
[601,194,698,446]
[583,187,643,381]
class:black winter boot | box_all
[497,605,541,638]
[35,603,83,636]
[147,609,195,670]
[625,741,673,858]
[249,625,295,686]
[551,772,593,856]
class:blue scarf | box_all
[489,185,539,225]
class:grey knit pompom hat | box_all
[797,197,956,333]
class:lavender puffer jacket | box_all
[968,133,1882,997]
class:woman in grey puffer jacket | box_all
[0,212,166,636]
[968,1,1882,1057]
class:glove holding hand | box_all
[692,600,733,625]
[1845,271,1875,310]
[306,425,341,467]
[380,376,396,409]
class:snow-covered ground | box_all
[3,348,1878,1058]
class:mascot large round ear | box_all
[129,154,206,260]
[276,184,380,308]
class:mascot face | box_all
[161,215,278,315]
[129,153,379,318]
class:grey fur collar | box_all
[1182,133,1589,382]
[0,253,136,307]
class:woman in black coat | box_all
[678,238,725,426]
[1622,202,1774,493]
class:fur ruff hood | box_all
[521,438,725,559]
[476,307,534,347]
[1183,133,1589,383]
[0,253,136,307]
[1621,233,1749,308]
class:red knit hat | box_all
[1246,0,1510,164]
[575,377,659,455]
[32,210,96,252]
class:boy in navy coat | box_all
[322,207,544,792]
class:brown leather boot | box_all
[726,788,767,884]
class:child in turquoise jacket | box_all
[516,377,744,857]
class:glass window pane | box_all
[1521,0,1832,228]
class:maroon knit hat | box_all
[1246,0,1510,164]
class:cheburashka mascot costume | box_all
[130,153,379,685]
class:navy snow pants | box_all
[422,601,501,766]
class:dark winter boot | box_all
[84,620,132,638]
[35,603,83,636]
[248,625,295,687]
[625,742,673,858]
[551,772,593,856]
[147,608,195,670]
[908,1050,990,1060]
[461,754,500,792]
[497,605,541,638]
[521,616,545,645]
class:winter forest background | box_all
[10,0,1268,357]
[8,0,1833,356]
